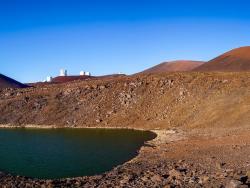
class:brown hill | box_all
[0,74,27,89]
[140,61,204,74]
[0,72,249,130]
[194,46,250,71]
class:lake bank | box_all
[1,125,250,187]
[0,126,156,179]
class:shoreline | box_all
[0,124,175,149]
[0,124,152,130]
[0,123,164,179]
[1,125,250,187]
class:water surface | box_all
[0,128,155,179]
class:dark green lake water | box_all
[0,128,155,179]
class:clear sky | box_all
[1,0,250,82]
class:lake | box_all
[0,128,155,179]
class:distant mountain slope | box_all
[140,61,204,74]
[52,74,126,83]
[0,74,27,89]
[194,46,250,71]
[52,76,91,83]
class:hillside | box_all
[0,72,249,130]
[0,74,27,89]
[0,72,250,187]
[140,61,204,74]
[194,46,250,71]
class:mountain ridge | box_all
[0,74,27,89]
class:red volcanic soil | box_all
[140,61,204,74]
[0,74,27,89]
[52,76,91,83]
[51,74,126,83]
[194,46,250,72]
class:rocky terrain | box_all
[0,72,249,187]
[0,72,248,129]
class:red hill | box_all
[51,74,126,83]
[140,60,204,74]
[52,76,91,83]
[194,46,250,71]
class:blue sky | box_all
[1,0,250,82]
